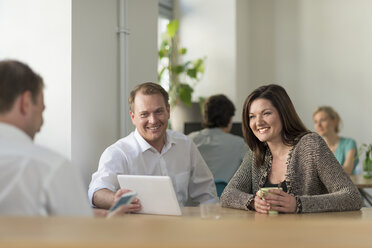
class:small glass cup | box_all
[200,202,221,219]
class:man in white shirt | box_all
[0,60,139,216]
[89,82,217,209]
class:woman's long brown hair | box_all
[242,84,310,167]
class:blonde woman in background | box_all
[313,106,358,175]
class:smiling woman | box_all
[220,84,362,214]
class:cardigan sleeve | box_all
[297,133,362,213]
[220,150,255,210]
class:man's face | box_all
[130,92,169,150]
[26,90,45,139]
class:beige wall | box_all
[0,0,72,158]
[72,0,158,188]
[177,0,372,171]
[175,0,238,119]
[1,0,158,189]
[72,0,120,188]
[244,0,372,151]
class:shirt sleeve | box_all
[88,146,126,206]
[44,160,93,216]
[187,141,218,205]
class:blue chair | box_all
[214,179,227,197]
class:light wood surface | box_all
[350,175,372,188]
[1,207,372,248]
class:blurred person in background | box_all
[313,106,358,175]
[188,94,248,188]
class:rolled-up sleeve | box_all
[88,146,126,206]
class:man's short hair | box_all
[0,60,44,113]
[128,82,169,112]
[202,94,235,128]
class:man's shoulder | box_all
[187,130,201,140]
[224,132,245,142]
[9,142,71,170]
[104,132,138,152]
[33,143,69,164]
[167,129,191,143]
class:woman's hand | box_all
[253,194,271,214]
[264,189,297,213]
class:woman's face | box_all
[313,111,336,137]
[248,98,283,144]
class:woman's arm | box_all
[342,148,356,175]
[298,134,362,213]
[220,150,255,210]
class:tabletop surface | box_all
[1,207,372,248]
[350,175,372,188]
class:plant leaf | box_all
[180,48,187,55]
[179,83,193,107]
[187,68,197,78]
[167,19,179,38]
[158,67,166,82]
[171,65,184,74]
[158,50,165,59]
[194,58,205,73]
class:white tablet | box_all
[117,175,182,216]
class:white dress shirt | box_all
[88,129,217,206]
[0,123,92,216]
[188,128,248,183]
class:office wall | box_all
[177,0,372,165]
[0,0,72,158]
[72,0,158,188]
[174,0,238,119]
[72,0,119,188]
[1,0,158,189]
[244,0,372,150]
[127,0,159,133]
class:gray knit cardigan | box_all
[220,133,362,213]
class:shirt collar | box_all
[0,122,33,144]
[134,129,176,153]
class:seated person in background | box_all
[0,59,139,216]
[313,106,358,175]
[188,94,248,184]
[88,82,217,209]
[220,84,362,214]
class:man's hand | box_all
[93,189,142,218]
[109,189,141,216]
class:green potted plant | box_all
[358,144,372,179]
[158,19,205,108]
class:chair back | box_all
[214,179,227,197]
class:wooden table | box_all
[1,207,372,248]
[351,175,372,206]
[350,175,372,188]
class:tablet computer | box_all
[117,175,182,216]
